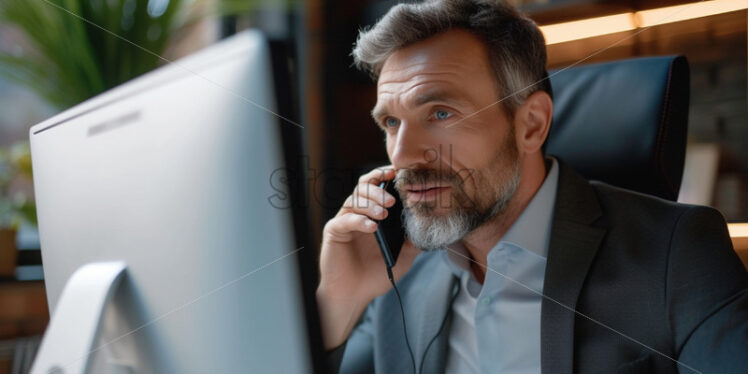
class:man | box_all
[316,1,748,373]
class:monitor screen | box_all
[29,30,319,373]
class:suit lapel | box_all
[541,160,607,374]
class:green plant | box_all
[0,0,288,110]
[0,0,295,227]
[0,141,35,229]
[0,0,185,109]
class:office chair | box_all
[546,55,690,201]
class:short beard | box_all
[403,161,520,252]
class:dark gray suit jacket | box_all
[328,161,748,374]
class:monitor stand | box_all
[31,262,128,374]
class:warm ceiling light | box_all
[730,223,748,239]
[540,0,748,45]
[730,223,748,252]
[540,13,636,45]
[637,0,748,27]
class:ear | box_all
[514,91,553,155]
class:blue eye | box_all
[434,110,452,120]
[385,117,400,127]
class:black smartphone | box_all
[374,180,405,269]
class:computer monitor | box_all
[29,30,321,373]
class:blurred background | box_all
[0,0,745,372]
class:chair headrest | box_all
[546,55,690,201]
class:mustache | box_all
[393,167,479,211]
[394,168,462,191]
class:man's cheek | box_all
[450,168,478,210]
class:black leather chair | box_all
[546,55,690,201]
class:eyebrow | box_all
[371,89,466,122]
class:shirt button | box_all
[481,297,491,306]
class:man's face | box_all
[372,29,521,251]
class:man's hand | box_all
[317,166,419,350]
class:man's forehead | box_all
[375,30,493,94]
[378,60,464,84]
[378,29,489,76]
[377,67,462,95]
[371,30,496,117]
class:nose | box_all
[389,121,434,171]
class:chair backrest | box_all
[546,55,690,201]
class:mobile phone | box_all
[374,180,405,269]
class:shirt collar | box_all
[444,157,559,274]
[501,156,558,258]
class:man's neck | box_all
[461,156,549,284]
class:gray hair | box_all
[352,0,551,115]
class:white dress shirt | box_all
[443,157,559,374]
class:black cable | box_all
[419,280,460,374]
[387,266,417,374]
